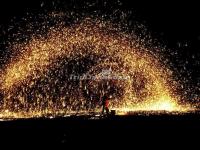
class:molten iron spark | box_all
[0,17,192,119]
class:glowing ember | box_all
[0,14,193,119]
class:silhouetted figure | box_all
[102,95,109,115]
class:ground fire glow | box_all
[0,14,194,119]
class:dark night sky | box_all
[0,0,199,47]
[0,0,199,95]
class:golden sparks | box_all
[0,17,192,119]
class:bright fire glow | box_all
[0,16,192,119]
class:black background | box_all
[0,0,199,146]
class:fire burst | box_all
[0,15,192,119]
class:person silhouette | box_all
[102,95,109,115]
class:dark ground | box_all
[0,113,199,146]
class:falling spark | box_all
[0,15,192,119]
